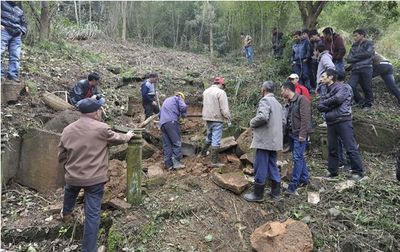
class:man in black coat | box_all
[69,73,101,106]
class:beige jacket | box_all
[58,115,131,187]
[202,85,231,122]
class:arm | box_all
[299,97,311,140]
[178,98,187,118]
[58,140,67,168]
[250,99,271,128]
[322,55,335,71]
[71,82,85,105]
[141,84,153,103]
[348,41,375,62]
[320,85,348,109]
[20,10,28,36]
[103,128,132,146]
[218,91,231,121]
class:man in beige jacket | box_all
[58,96,134,252]
[201,77,231,167]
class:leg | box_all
[210,122,224,148]
[82,183,105,252]
[348,70,363,105]
[63,184,81,215]
[1,30,11,78]
[161,123,173,168]
[288,136,307,192]
[268,150,280,183]
[143,103,152,119]
[327,124,339,175]
[254,149,269,184]
[337,137,345,167]
[293,63,301,77]
[165,121,182,161]
[153,103,160,115]
[337,121,364,175]
[7,35,22,79]
[358,68,374,107]
[380,65,400,103]
[301,62,312,91]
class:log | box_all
[138,113,159,128]
[41,91,74,111]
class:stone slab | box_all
[1,136,22,184]
[219,136,237,152]
[211,170,249,194]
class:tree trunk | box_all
[39,1,50,40]
[297,1,327,29]
[89,0,92,22]
[121,1,127,41]
[73,1,79,26]
[210,24,213,58]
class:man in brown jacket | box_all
[281,81,312,195]
[201,77,231,167]
[58,96,134,252]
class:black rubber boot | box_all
[172,158,185,170]
[269,180,281,200]
[243,182,265,202]
[211,147,224,167]
[200,142,211,157]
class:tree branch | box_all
[28,1,41,24]
[296,1,308,25]
[313,1,327,17]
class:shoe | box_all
[298,181,309,187]
[7,75,20,82]
[243,182,265,202]
[362,106,372,112]
[283,189,298,196]
[318,122,327,127]
[60,209,74,223]
[324,173,338,180]
[351,173,363,181]
[172,158,185,170]
[199,142,211,157]
[268,180,281,200]
[211,147,224,167]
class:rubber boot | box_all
[172,158,185,170]
[200,142,211,157]
[243,182,265,202]
[211,147,224,167]
[269,180,281,200]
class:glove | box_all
[178,118,185,125]
[227,121,232,128]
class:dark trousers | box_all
[143,102,160,119]
[310,60,318,90]
[253,149,280,184]
[288,135,309,192]
[63,183,105,252]
[161,121,182,168]
[349,67,374,107]
[373,63,400,103]
[293,61,311,91]
[327,120,364,175]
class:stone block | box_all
[1,136,22,184]
[43,110,81,133]
[236,128,252,155]
[17,128,64,193]
[219,136,237,152]
[106,198,131,211]
[211,170,249,194]
[1,82,23,105]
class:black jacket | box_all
[317,82,353,125]
[69,80,100,106]
[347,39,375,70]
[1,1,27,37]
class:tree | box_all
[121,1,127,41]
[297,1,327,29]
[28,1,57,40]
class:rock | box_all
[250,219,313,252]
[211,170,249,194]
[219,136,237,152]
[1,136,21,184]
[243,165,254,175]
[147,164,166,178]
[226,154,242,169]
[106,65,122,74]
[1,82,23,105]
[46,202,63,214]
[106,198,131,211]
[278,158,292,181]
[236,128,252,155]
[328,208,341,218]
[43,110,81,133]
[110,140,158,160]
[307,191,320,204]
[181,141,198,157]
[240,152,255,165]
[334,180,356,192]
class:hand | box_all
[227,121,232,128]
[152,101,157,106]
[126,130,135,139]
[91,95,97,99]
[1,25,4,30]
[299,136,306,142]
[303,59,308,63]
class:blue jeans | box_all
[245,46,254,64]
[373,63,400,103]
[288,136,309,192]
[1,29,22,79]
[334,59,345,73]
[161,121,182,168]
[205,121,224,148]
[293,61,311,91]
[253,149,280,184]
[63,183,105,252]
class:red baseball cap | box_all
[214,77,225,85]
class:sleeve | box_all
[218,91,231,121]
[58,140,67,168]
[141,83,153,103]
[322,55,336,70]
[348,41,375,62]
[250,99,271,128]
[299,97,311,139]
[102,128,131,146]
[71,82,85,106]
[319,86,348,109]
[335,36,346,59]
[178,98,187,118]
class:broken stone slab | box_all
[240,152,255,165]
[43,110,81,133]
[243,166,254,176]
[211,170,249,194]
[219,136,237,152]
[236,128,252,156]
[46,202,64,214]
[181,141,198,157]
[1,136,21,185]
[106,198,131,211]
[250,219,313,252]
[147,164,167,178]
[110,139,158,160]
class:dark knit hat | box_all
[77,96,105,113]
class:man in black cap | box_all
[58,97,134,252]
[69,72,101,106]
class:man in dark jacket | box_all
[281,81,311,195]
[69,72,101,106]
[292,31,311,91]
[310,30,322,90]
[317,69,364,181]
[322,27,346,73]
[372,53,400,105]
[347,29,375,111]
[1,1,27,82]
[272,27,284,58]
[141,72,160,119]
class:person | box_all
[316,43,335,86]
[309,30,322,90]
[291,30,311,91]
[241,33,254,64]
[243,81,283,202]
[69,72,101,106]
[322,27,346,73]
[159,92,187,170]
[281,81,312,195]
[372,52,400,105]
[272,27,284,58]
[288,73,311,102]
[347,29,375,111]
[317,69,364,181]
[141,72,160,119]
[58,97,134,252]
[1,1,27,82]
[201,77,231,167]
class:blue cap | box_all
[77,96,105,113]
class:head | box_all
[316,42,326,55]
[148,72,159,83]
[213,77,225,89]
[281,81,296,100]
[240,32,245,38]
[320,69,337,86]
[288,73,299,85]
[301,29,310,39]
[353,29,366,43]
[293,31,302,41]
[261,81,275,96]
[337,71,346,82]
[309,29,320,41]
[322,27,334,40]
[176,91,185,100]
[88,72,100,86]
[77,96,105,121]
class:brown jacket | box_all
[58,115,131,187]
[287,94,312,139]
[202,85,231,122]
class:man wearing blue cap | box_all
[58,97,134,252]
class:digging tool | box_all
[139,113,159,128]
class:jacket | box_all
[295,82,311,102]
[292,38,311,62]
[372,52,390,66]
[69,79,100,106]
[159,95,187,126]
[1,1,27,37]
[202,85,231,122]
[250,94,283,151]
[58,115,131,187]
[317,51,335,84]
[347,39,375,70]
[323,34,346,61]
[141,79,156,104]
[287,94,312,139]
[317,82,353,125]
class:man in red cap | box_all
[201,77,231,167]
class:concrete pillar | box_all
[126,129,143,205]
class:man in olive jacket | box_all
[58,97,134,252]
[243,81,283,202]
